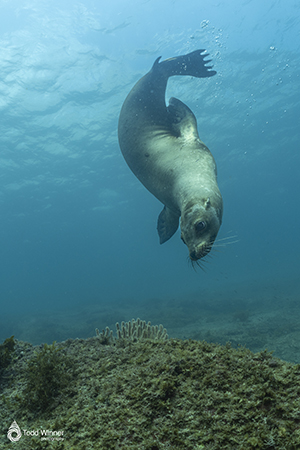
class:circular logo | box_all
[7,420,22,442]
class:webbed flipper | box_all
[157,206,180,244]
[153,49,216,78]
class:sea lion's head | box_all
[180,198,222,261]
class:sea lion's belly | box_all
[122,128,218,213]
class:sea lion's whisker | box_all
[213,234,239,248]
[188,255,210,272]
[210,247,222,253]
[215,235,238,242]
[213,239,240,248]
[194,260,207,272]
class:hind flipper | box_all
[153,49,216,79]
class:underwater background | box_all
[0,0,299,362]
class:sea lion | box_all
[118,50,223,262]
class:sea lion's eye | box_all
[195,221,206,232]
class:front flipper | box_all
[157,206,180,244]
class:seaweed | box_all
[22,342,72,413]
[0,336,16,377]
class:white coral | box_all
[96,318,168,343]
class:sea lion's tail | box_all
[152,49,216,79]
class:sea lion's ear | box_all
[204,198,211,210]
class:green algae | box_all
[21,342,72,413]
[0,336,15,378]
[1,336,300,449]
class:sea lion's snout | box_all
[189,242,212,261]
[180,200,221,262]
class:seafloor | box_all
[1,277,300,448]
[1,334,300,449]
